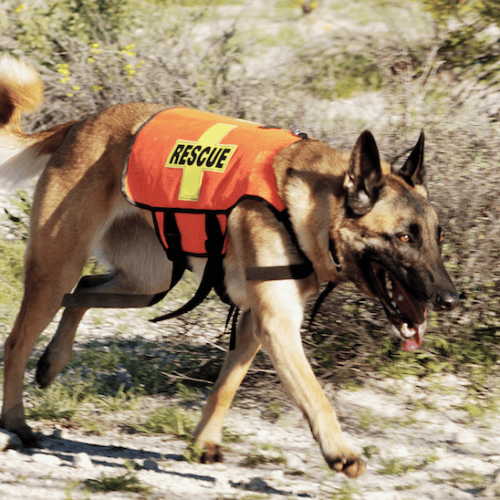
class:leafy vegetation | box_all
[419,0,500,83]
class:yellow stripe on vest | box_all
[165,123,237,201]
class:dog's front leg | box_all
[193,310,261,462]
[251,279,365,478]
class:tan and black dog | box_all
[0,56,458,478]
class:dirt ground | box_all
[1,367,500,499]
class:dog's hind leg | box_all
[36,212,173,390]
[1,232,96,446]
[1,162,134,445]
[193,310,261,462]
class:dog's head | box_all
[274,130,459,351]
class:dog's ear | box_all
[344,130,385,216]
[393,130,425,187]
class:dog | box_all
[0,56,459,478]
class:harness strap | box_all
[308,281,338,329]
[246,263,313,281]
[61,274,168,309]
[150,213,225,323]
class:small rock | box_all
[52,429,69,440]
[283,451,305,470]
[413,409,428,421]
[73,452,94,469]
[32,453,62,466]
[391,444,410,458]
[453,429,478,445]
[481,468,500,498]
[445,409,469,424]
[142,458,158,471]
[246,477,269,492]
[492,469,500,486]
[268,469,284,481]
[0,429,22,451]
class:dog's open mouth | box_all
[370,262,427,352]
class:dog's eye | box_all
[399,234,411,243]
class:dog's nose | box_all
[436,291,460,312]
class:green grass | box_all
[0,239,25,328]
[377,454,439,476]
[241,444,287,467]
[26,372,101,422]
[135,405,197,439]
[330,480,361,500]
[448,470,489,492]
[84,471,151,494]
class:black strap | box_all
[62,291,165,308]
[308,281,338,329]
[61,274,168,309]
[162,212,182,261]
[224,305,240,350]
[150,213,225,323]
[246,263,313,281]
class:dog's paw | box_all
[328,454,366,478]
[35,352,53,389]
[200,443,224,464]
[1,422,41,448]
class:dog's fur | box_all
[0,56,458,478]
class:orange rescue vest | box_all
[122,107,303,257]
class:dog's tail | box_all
[0,56,76,186]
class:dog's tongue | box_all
[401,330,422,352]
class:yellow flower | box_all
[87,57,95,63]
[72,86,80,91]
[15,4,25,13]
[57,63,70,76]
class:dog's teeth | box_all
[385,274,392,290]
[397,295,403,302]
[401,323,415,338]
[385,273,394,298]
